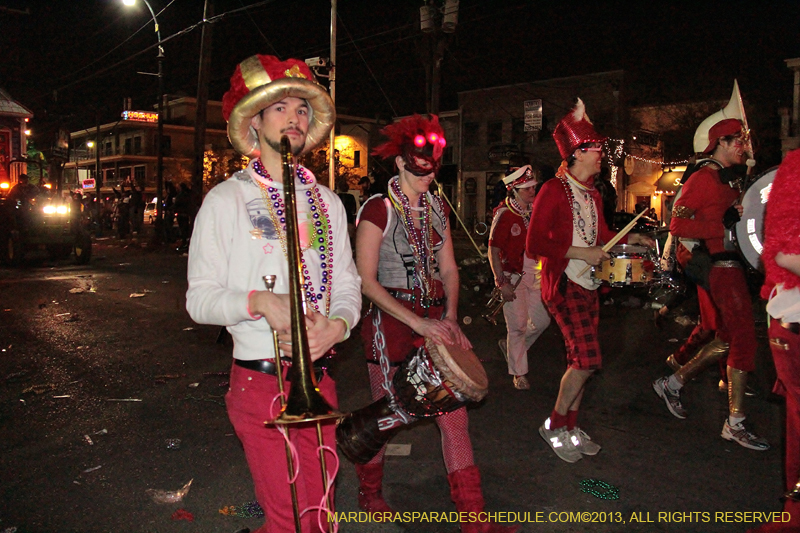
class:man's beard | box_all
[265,134,306,156]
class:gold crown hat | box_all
[693,80,749,154]
[222,54,336,157]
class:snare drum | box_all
[392,338,489,418]
[592,244,656,286]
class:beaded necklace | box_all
[388,176,434,303]
[559,172,597,246]
[252,159,334,315]
[505,195,531,228]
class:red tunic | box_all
[488,200,527,274]
[670,164,738,255]
[526,177,619,306]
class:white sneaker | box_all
[570,427,601,456]
[721,419,770,451]
[653,376,687,419]
[539,418,582,463]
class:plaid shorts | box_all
[545,280,602,370]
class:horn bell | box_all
[693,80,746,153]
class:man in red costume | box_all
[652,118,769,451]
[488,165,551,389]
[527,99,652,463]
[750,149,800,532]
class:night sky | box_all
[2,0,799,151]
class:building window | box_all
[353,150,361,168]
[125,138,132,155]
[104,168,115,185]
[133,136,142,154]
[487,121,503,144]
[134,165,146,185]
[104,141,113,156]
[464,122,479,147]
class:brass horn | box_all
[266,136,343,530]
[482,271,525,325]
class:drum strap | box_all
[372,308,415,430]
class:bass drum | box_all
[733,167,778,271]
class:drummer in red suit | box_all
[355,114,516,533]
[652,117,769,451]
[527,99,653,463]
[750,149,800,532]
[488,165,551,389]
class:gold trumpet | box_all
[482,271,525,325]
[267,136,343,531]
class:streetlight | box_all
[123,0,165,239]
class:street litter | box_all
[145,479,193,504]
[84,435,93,445]
[674,315,696,327]
[68,288,85,294]
[53,395,71,399]
[2,527,18,533]
[94,429,108,435]
[669,338,679,343]
[129,293,147,298]
[462,316,472,325]
[182,327,194,331]
[171,509,194,522]
[188,382,199,388]
[22,384,56,395]
[54,312,70,317]
[219,500,264,518]
[82,465,102,473]
[386,443,411,456]
[106,398,142,402]
[165,438,182,450]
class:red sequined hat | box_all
[221,54,335,157]
[372,114,447,176]
[552,98,607,160]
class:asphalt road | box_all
[0,234,787,533]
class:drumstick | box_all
[577,208,650,278]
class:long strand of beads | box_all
[252,160,333,315]
[389,177,434,305]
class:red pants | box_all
[769,318,800,493]
[226,363,338,533]
[709,266,757,372]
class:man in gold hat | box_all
[186,54,362,532]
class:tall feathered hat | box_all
[552,98,607,160]
[222,54,336,157]
[693,80,750,154]
[372,114,447,176]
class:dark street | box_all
[0,234,787,533]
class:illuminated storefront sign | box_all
[121,110,159,123]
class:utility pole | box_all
[193,0,213,209]
[420,0,459,115]
[327,0,337,190]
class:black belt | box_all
[234,357,327,381]
[388,289,445,308]
[781,321,800,335]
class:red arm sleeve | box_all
[670,169,726,241]
[357,196,388,231]
[527,180,572,260]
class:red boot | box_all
[447,465,519,533]
[355,463,395,513]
